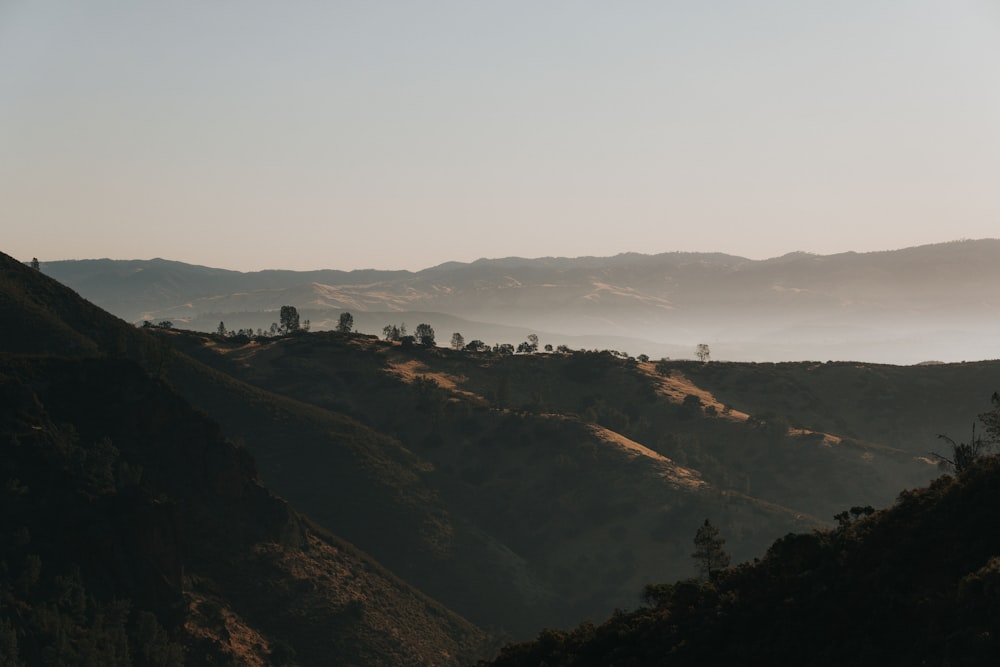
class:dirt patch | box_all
[637,363,750,423]
[587,424,706,490]
[386,358,483,401]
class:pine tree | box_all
[692,519,730,579]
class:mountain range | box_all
[4,244,1000,664]
[41,238,1000,364]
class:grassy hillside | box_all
[480,451,1000,665]
[677,358,1000,452]
[10,246,995,659]
[163,327,945,636]
[0,251,489,665]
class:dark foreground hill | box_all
[0,252,488,665]
[481,451,1000,665]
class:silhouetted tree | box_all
[544,344,554,352]
[217,321,227,336]
[978,392,1000,444]
[464,339,489,352]
[696,343,711,362]
[451,332,465,350]
[932,424,991,474]
[30,257,39,271]
[692,519,730,579]
[336,312,354,333]
[415,323,435,346]
[929,394,1000,473]
[834,505,875,527]
[637,353,650,362]
[279,305,300,334]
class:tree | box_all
[217,321,227,336]
[336,312,354,333]
[279,305,300,334]
[931,394,1000,474]
[451,332,465,350]
[696,343,711,362]
[415,323,435,346]
[30,257,40,271]
[464,339,488,352]
[692,519,730,579]
[526,333,539,352]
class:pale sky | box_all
[3,1,999,271]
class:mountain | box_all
[8,245,999,662]
[41,239,1000,363]
[0,252,488,666]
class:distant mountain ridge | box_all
[41,238,1000,363]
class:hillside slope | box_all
[0,250,488,665]
[163,326,942,636]
[481,452,1000,665]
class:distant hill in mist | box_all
[41,239,1000,363]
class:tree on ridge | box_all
[279,305,300,334]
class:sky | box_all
[2,1,999,272]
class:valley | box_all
[3,248,999,665]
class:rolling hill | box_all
[0,251,489,666]
[7,245,999,664]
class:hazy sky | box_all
[3,1,999,271]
